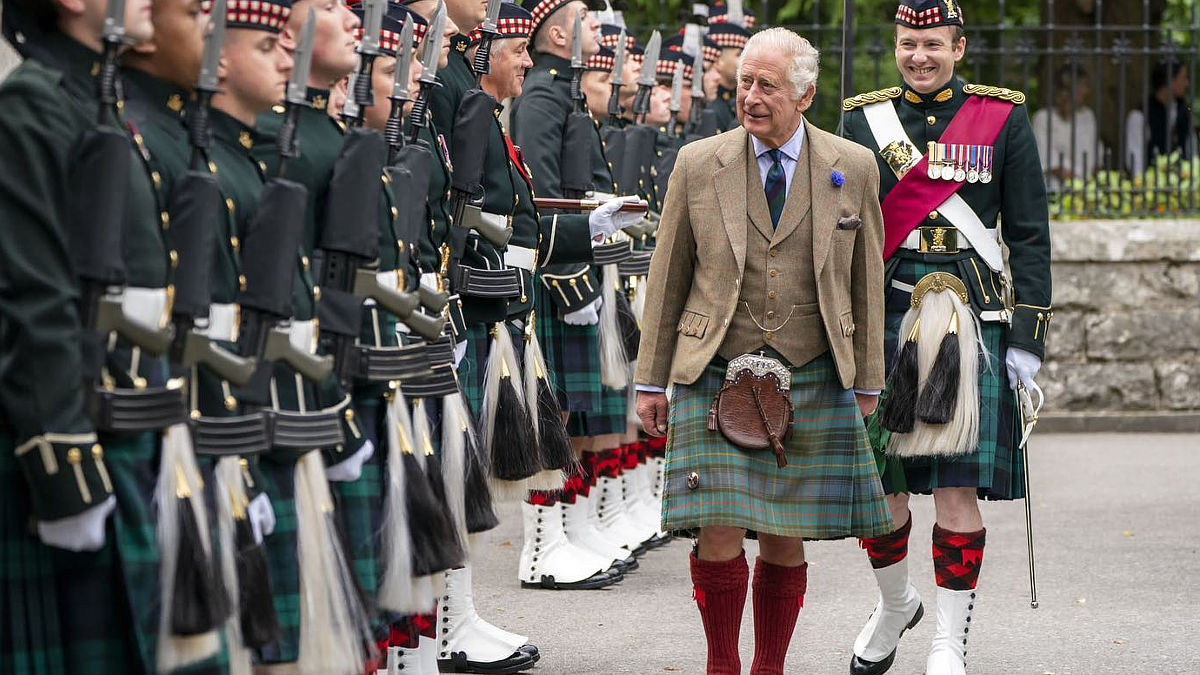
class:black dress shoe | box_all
[438,649,537,674]
[849,651,896,675]
[519,567,621,590]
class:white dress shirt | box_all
[750,121,806,193]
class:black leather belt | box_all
[89,385,187,432]
[593,240,634,265]
[401,364,460,398]
[618,251,652,277]
[191,413,270,456]
[356,343,433,383]
[453,266,520,298]
[270,408,345,450]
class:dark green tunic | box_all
[712,84,737,132]
[840,77,1052,500]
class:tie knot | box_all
[768,148,783,163]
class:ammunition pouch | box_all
[400,364,460,398]
[617,250,652,277]
[88,382,188,432]
[355,342,432,383]
[191,413,270,456]
[268,396,349,451]
[454,265,521,299]
[592,240,634,266]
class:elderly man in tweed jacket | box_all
[634,27,894,675]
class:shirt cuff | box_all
[853,389,881,396]
[635,384,666,393]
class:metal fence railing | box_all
[636,1,1200,219]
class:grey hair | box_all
[737,27,820,99]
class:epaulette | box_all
[963,84,1026,105]
[842,87,902,111]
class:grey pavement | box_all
[467,434,1200,675]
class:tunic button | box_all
[769,248,778,257]
[768,291,777,299]
[686,472,700,490]
[766,310,776,319]
[764,332,774,341]
[769,269,777,277]
[927,115,936,125]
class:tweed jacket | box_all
[634,120,886,391]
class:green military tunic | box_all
[840,77,1052,500]
[712,84,737,133]
[0,32,193,675]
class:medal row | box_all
[926,141,993,184]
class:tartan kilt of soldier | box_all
[333,387,386,636]
[456,322,491,420]
[531,280,600,416]
[661,354,894,540]
[873,255,1025,501]
[255,451,301,664]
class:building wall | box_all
[1040,219,1200,428]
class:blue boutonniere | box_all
[831,170,845,187]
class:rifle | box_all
[560,10,593,198]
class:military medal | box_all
[967,145,980,183]
[941,143,956,181]
[953,143,967,182]
[927,141,941,180]
[980,145,993,183]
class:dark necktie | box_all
[764,148,786,228]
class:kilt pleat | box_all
[1,435,67,675]
[256,454,301,664]
[878,257,1025,501]
[532,281,600,414]
[455,323,490,419]
[661,354,893,540]
[333,392,385,626]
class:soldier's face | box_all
[894,25,964,94]
[220,28,294,117]
[359,55,394,130]
[580,69,609,118]
[736,49,813,148]
[410,0,455,69]
[129,0,205,88]
[560,2,599,58]
[620,54,639,102]
[716,47,740,85]
[644,83,671,125]
[676,79,692,122]
[287,0,360,85]
[703,60,721,100]
[481,37,532,101]
[124,0,155,43]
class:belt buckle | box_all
[919,226,959,254]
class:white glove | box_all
[248,491,276,542]
[563,297,602,326]
[454,338,468,369]
[37,496,116,551]
[588,196,646,240]
[1005,347,1042,391]
[326,439,375,483]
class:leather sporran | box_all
[707,354,794,468]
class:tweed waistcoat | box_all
[717,135,830,367]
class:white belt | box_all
[900,228,975,251]
[890,279,1010,324]
[504,245,536,272]
[120,286,169,330]
[477,210,509,231]
[420,272,441,294]
[198,303,239,341]
[288,319,318,354]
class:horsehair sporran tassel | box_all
[388,395,435,612]
[155,424,221,672]
[445,392,499,535]
[220,458,279,650]
[523,320,575,474]
[213,457,253,675]
[881,316,920,434]
[916,311,961,423]
[414,398,466,568]
[484,323,540,483]
[294,450,374,674]
[378,392,419,613]
[598,263,629,389]
[887,288,985,458]
[436,394,470,545]
[395,395,460,577]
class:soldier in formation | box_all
[0,0,736,674]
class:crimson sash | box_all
[880,95,1015,260]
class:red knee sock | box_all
[749,558,807,675]
[390,617,421,649]
[932,524,986,590]
[690,551,749,675]
[859,514,912,569]
[621,444,641,471]
[646,436,667,457]
[527,489,559,506]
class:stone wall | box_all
[1040,219,1200,427]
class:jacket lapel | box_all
[807,120,841,277]
[744,140,775,241]
[715,127,749,275]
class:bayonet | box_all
[359,0,383,57]
[682,23,701,59]
[690,45,705,100]
[408,1,446,142]
[386,16,415,155]
[342,71,361,122]
[102,0,127,46]
[570,10,583,70]
[596,0,615,25]
[196,0,225,95]
[349,0,385,122]
[667,66,683,137]
[728,0,745,28]
[470,0,502,83]
[632,30,661,121]
[97,0,127,121]
[277,6,316,172]
[606,30,625,121]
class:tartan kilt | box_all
[532,281,600,414]
[455,322,491,420]
[1,433,68,675]
[661,354,893,540]
[334,389,386,630]
[565,384,629,437]
[255,452,301,664]
[875,256,1025,501]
